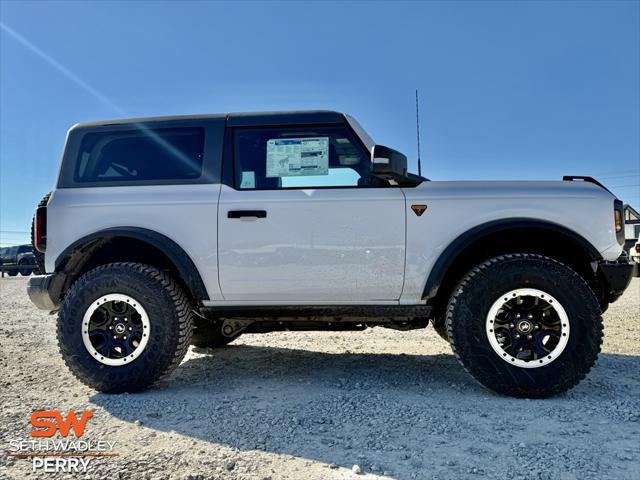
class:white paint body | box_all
[217,185,405,302]
[46,178,621,305]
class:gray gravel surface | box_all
[1,276,639,479]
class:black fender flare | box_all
[55,227,209,300]
[422,218,602,299]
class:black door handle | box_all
[228,210,267,219]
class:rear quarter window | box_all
[73,127,205,183]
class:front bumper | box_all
[598,259,635,303]
[27,274,64,311]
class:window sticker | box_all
[240,171,255,189]
[266,137,329,178]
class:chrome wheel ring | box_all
[82,294,150,367]
[486,288,570,368]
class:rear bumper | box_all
[27,274,63,311]
[598,259,635,303]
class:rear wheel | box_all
[7,270,17,277]
[446,253,602,398]
[57,262,193,393]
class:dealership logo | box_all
[6,410,117,474]
[31,410,94,438]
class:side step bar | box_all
[200,304,432,321]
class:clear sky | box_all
[1,0,638,246]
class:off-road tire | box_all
[57,262,193,393]
[446,253,603,398]
[30,192,51,274]
[191,320,241,348]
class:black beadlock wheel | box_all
[446,253,603,398]
[57,262,193,393]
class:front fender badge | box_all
[411,204,427,216]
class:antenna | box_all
[415,89,422,177]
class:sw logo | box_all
[17,410,109,473]
[31,410,93,437]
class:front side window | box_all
[75,127,205,183]
[233,126,375,190]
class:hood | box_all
[406,178,617,202]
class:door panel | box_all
[217,185,406,302]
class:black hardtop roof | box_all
[72,110,347,129]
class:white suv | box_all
[27,111,634,398]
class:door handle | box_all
[227,210,267,219]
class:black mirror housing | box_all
[371,144,410,180]
[371,145,425,186]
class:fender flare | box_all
[422,218,603,299]
[55,226,209,300]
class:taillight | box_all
[635,244,640,254]
[34,206,47,252]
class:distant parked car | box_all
[0,244,37,276]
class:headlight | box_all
[614,199,624,245]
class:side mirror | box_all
[371,145,408,181]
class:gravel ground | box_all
[1,276,639,480]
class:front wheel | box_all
[57,263,193,393]
[446,253,603,398]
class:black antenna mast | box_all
[415,89,422,177]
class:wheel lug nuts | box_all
[129,327,133,331]
[113,335,117,339]
[515,314,521,318]
[123,336,127,340]
[514,333,520,339]
[509,324,515,328]
[527,334,533,340]
[109,326,113,330]
[527,314,533,319]
[534,325,540,330]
